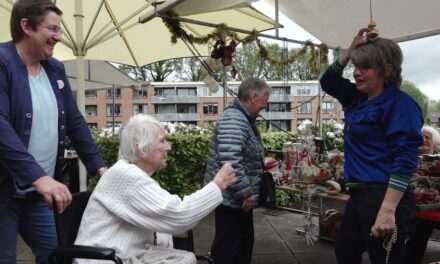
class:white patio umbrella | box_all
[262,0,440,48]
[0,0,277,190]
[0,0,277,112]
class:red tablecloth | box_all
[414,211,440,222]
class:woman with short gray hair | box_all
[75,114,236,264]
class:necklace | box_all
[383,227,398,264]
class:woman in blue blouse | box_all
[320,28,423,263]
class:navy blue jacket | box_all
[0,41,104,212]
[204,98,265,209]
[320,62,423,191]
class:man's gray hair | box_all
[422,125,440,152]
[118,114,165,163]
[237,77,272,101]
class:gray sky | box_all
[253,1,440,100]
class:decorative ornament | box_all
[230,66,237,79]
[211,40,225,59]
[366,0,379,39]
[203,75,219,93]
[221,40,237,66]
[161,10,329,76]
[302,185,319,245]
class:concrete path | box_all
[17,208,440,263]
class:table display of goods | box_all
[412,155,440,211]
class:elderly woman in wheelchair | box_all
[73,114,235,264]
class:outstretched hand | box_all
[213,162,236,191]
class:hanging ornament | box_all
[203,75,219,93]
[366,0,379,39]
[211,40,225,59]
[221,40,237,66]
[367,21,379,39]
[230,65,237,79]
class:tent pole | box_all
[275,0,279,37]
[318,49,322,138]
[75,0,87,192]
[223,67,228,111]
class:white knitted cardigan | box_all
[74,159,223,263]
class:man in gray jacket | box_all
[204,77,272,264]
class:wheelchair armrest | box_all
[49,245,122,263]
[196,254,213,263]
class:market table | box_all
[275,185,349,241]
[414,211,440,222]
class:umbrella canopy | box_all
[262,0,440,48]
[1,0,277,67]
[0,0,277,190]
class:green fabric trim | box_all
[389,173,411,184]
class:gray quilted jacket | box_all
[204,98,265,209]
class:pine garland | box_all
[161,10,329,75]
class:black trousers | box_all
[335,186,415,264]
[211,204,254,264]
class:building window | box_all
[132,87,147,98]
[106,104,122,116]
[297,88,311,96]
[85,90,97,98]
[133,104,148,115]
[297,101,312,114]
[177,104,196,113]
[155,104,175,114]
[85,105,98,116]
[268,120,290,132]
[177,88,197,95]
[272,86,290,95]
[268,103,289,112]
[107,122,122,128]
[87,123,97,129]
[203,103,218,115]
[322,101,334,113]
[106,88,121,98]
[156,88,175,96]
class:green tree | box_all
[175,57,204,81]
[401,80,429,117]
[118,59,181,82]
[233,41,319,81]
[233,42,266,80]
[428,99,440,113]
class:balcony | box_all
[151,95,200,104]
[259,111,294,120]
[154,113,200,122]
[269,94,290,102]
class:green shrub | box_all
[91,128,306,197]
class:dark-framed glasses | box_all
[353,63,373,74]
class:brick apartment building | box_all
[82,80,344,132]
[64,60,344,132]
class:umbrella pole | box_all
[75,0,87,191]
[223,66,227,111]
[76,55,88,192]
